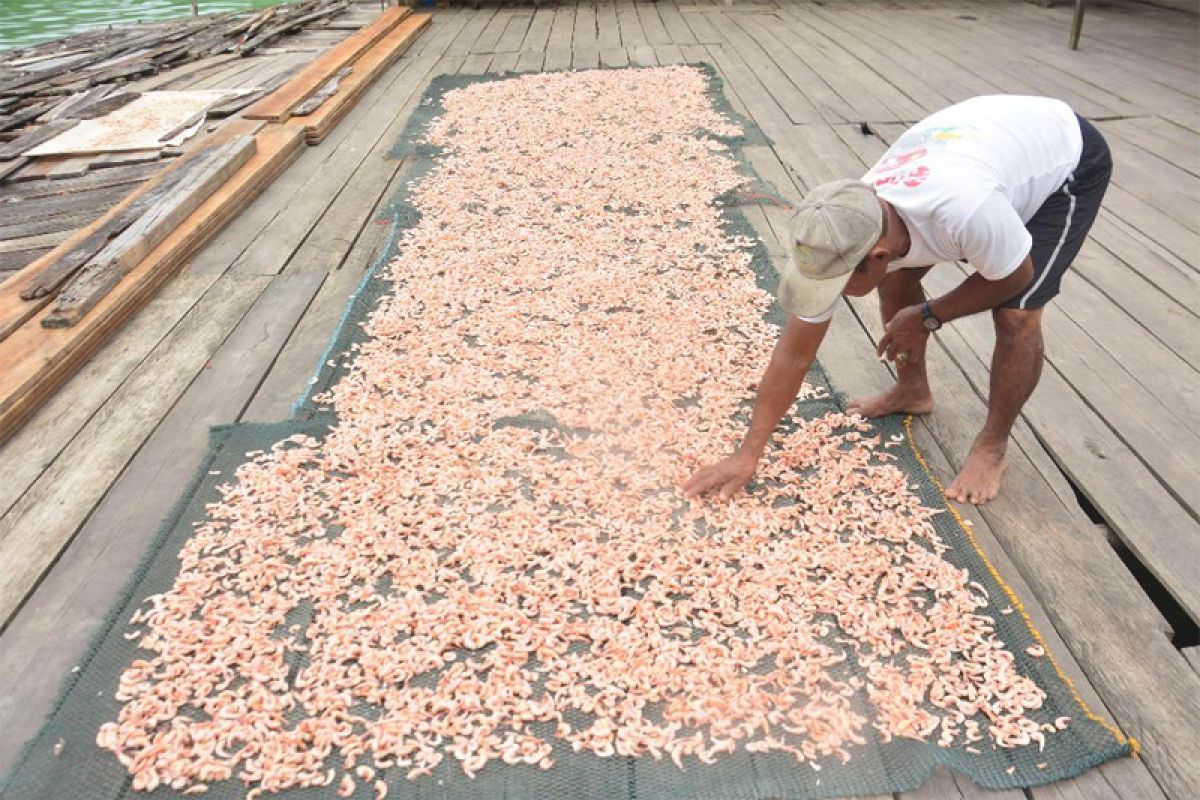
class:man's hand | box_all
[683,450,759,500]
[876,303,929,364]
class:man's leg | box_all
[849,266,934,417]
[945,306,1044,504]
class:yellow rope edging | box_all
[899,414,1135,755]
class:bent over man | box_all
[685,95,1112,504]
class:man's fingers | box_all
[683,469,717,498]
[876,331,893,359]
[719,479,741,501]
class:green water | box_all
[0,0,288,52]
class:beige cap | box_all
[777,179,883,318]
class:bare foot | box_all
[946,441,1008,504]
[847,383,934,418]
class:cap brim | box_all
[777,263,852,319]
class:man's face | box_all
[842,248,889,297]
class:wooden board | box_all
[44,136,256,327]
[0,125,305,445]
[0,122,260,340]
[243,6,410,123]
[286,13,432,146]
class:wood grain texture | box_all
[287,13,432,145]
[43,135,256,327]
[0,124,304,444]
[243,6,409,122]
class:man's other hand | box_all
[683,451,758,500]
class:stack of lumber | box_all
[0,122,306,442]
[0,0,350,117]
[0,4,432,444]
[246,7,432,144]
[0,1,365,281]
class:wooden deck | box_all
[0,1,1197,798]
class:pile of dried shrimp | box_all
[98,68,1062,798]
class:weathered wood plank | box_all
[471,6,512,54]
[596,1,623,50]
[0,125,304,444]
[44,135,257,328]
[521,7,555,53]
[0,271,324,777]
[287,13,432,145]
[899,766,1022,799]
[191,50,439,279]
[0,121,79,161]
[0,271,273,634]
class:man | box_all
[685,95,1112,504]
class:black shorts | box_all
[1002,114,1112,311]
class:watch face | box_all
[923,317,940,331]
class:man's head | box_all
[777,180,904,318]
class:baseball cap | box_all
[777,179,883,318]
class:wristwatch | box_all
[919,301,942,332]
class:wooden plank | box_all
[44,135,257,328]
[1098,116,1200,179]
[0,271,324,777]
[573,3,599,52]
[600,47,630,69]
[653,44,686,65]
[1088,213,1199,316]
[471,7,512,54]
[0,274,218,520]
[0,271,272,636]
[0,125,305,444]
[543,49,573,72]
[656,2,698,46]
[900,767,1022,799]
[758,9,923,123]
[678,6,722,46]
[195,50,442,279]
[921,265,1200,624]
[460,53,493,75]
[635,0,673,46]
[488,51,520,75]
[596,1,623,50]
[1186,647,1200,677]
[617,0,648,48]
[0,160,161,201]
[446,7,497,57]
[0,121,79,162]
[242,259,377,422]
[790,4,951,116]
[628,45,658,67]
[1102,129,1200,235]
[287,13,432,145]
[522,7,556,53]
[546,3,576,54]
[495,10,533,54]
[573,47,600,70]
[0,230,72,255]
[515,50,545,74]
[1070,240,1200,372]
[718,13,830,124]
[291,65,352,116]
[0,248,49,275]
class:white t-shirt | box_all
[799,95,1083,323]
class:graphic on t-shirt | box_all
[867,124,978,190]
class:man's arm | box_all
[928,254,1034,323]
[876,254,1033,362]
[683,315,829,499]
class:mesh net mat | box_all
[2,65,1130,800]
